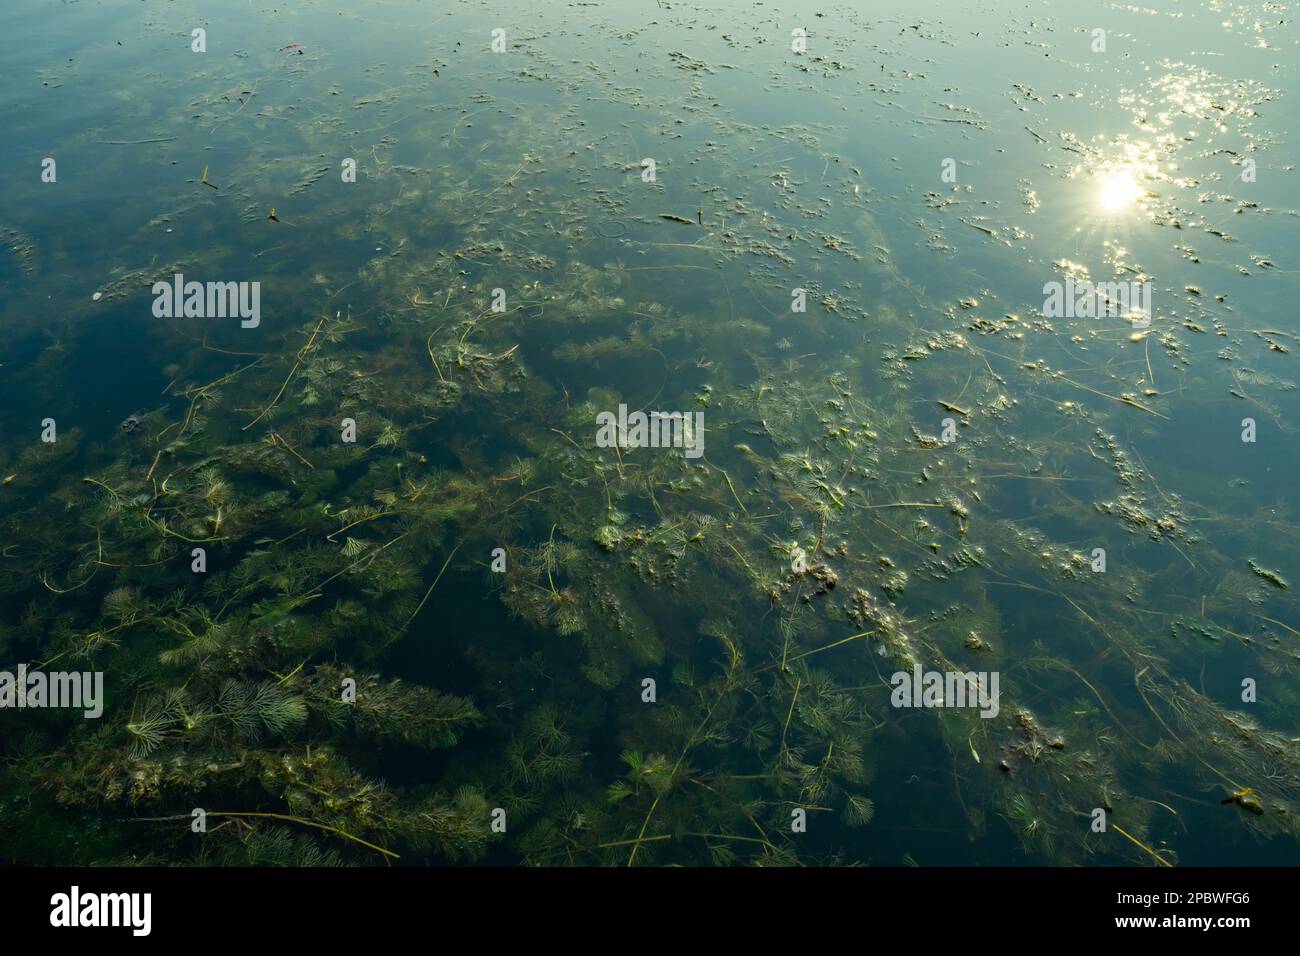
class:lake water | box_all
[1,0,1298,866]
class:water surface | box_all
[1,0,1298,867]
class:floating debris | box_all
[1248,560,1289,590]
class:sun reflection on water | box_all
[1087,140,1163,217]
[1096,168,1143,212]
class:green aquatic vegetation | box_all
[500,536,665,688]
[302,665,482,750]
[200,825,352,868]
[505,705,586,789]
[3,5,1299,870]
[13,307,1244,869]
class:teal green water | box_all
[1,0,1298,866]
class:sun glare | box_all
[1097,168,1143,212]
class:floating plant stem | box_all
[243,315,328,430]
[396,542,464,640]
[1110,823,1173,868]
